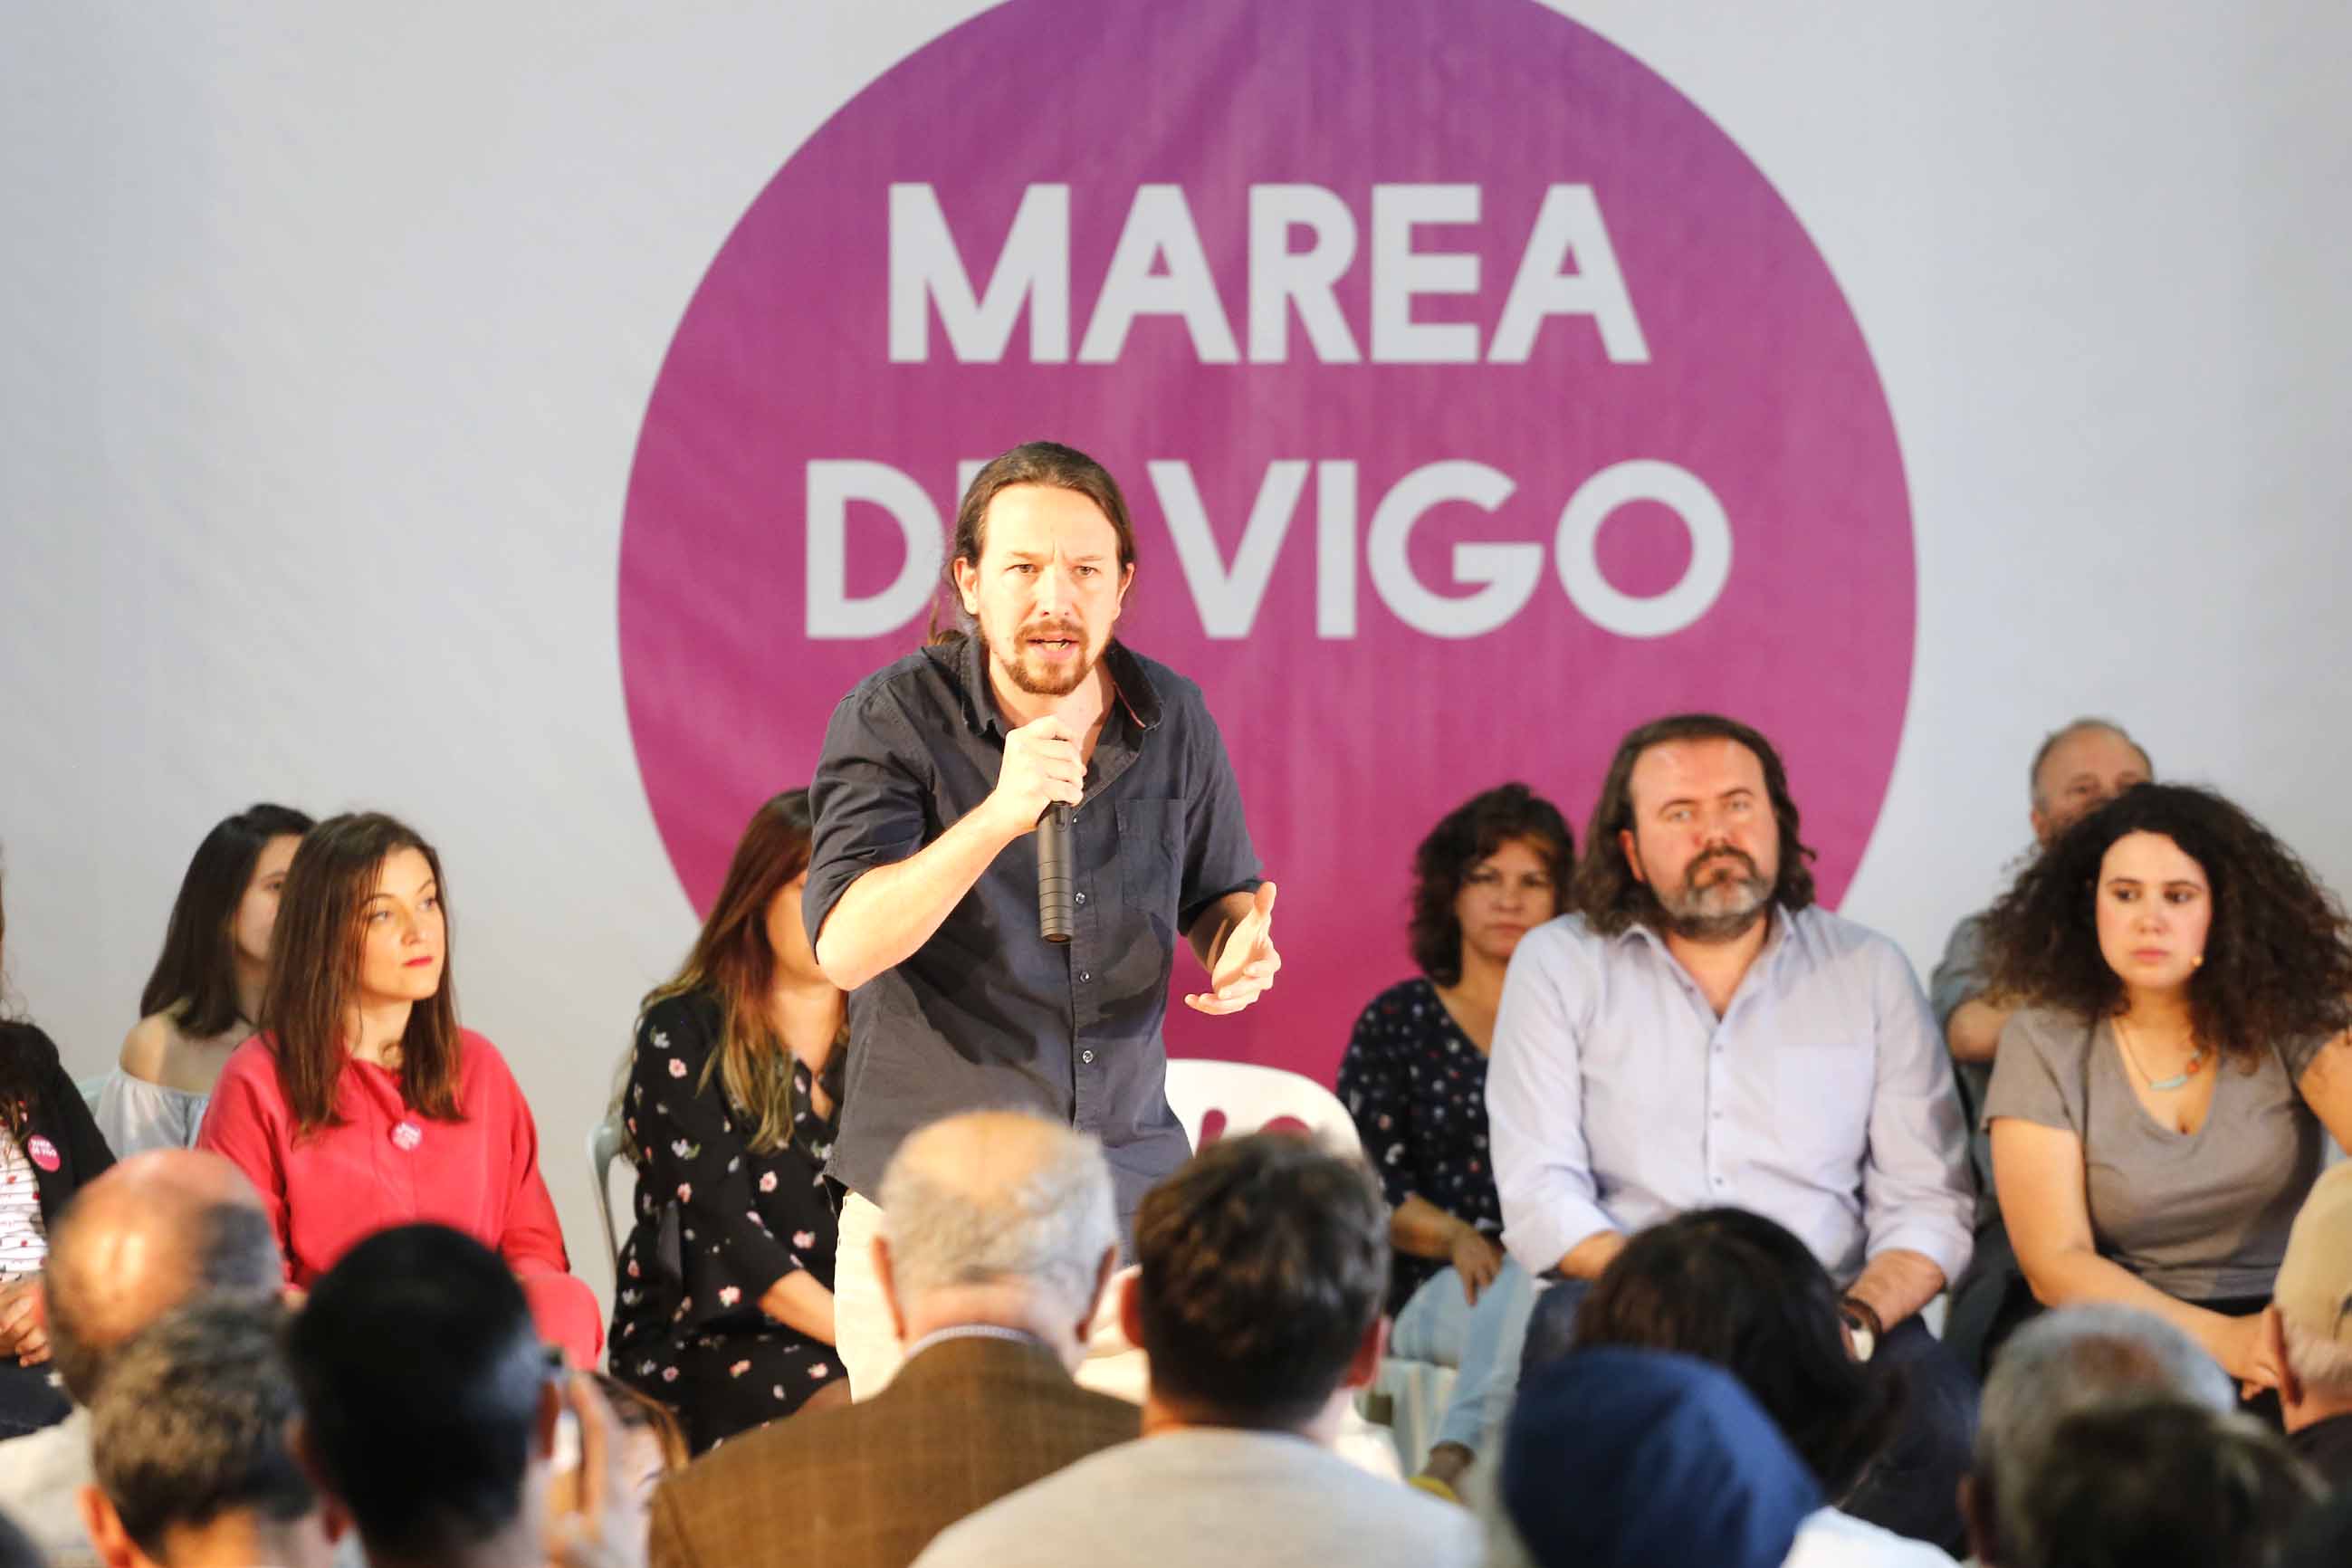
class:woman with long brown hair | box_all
[101,803,313,1155]
[609,789,847,1451]
[196,812,600,1365]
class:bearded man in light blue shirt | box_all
[1488,712,1977,1552]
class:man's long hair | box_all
[926,440,1137,645]
[1569,713,1818,936]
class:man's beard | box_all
[1655,848,1774,942]
[983,616,1096,698]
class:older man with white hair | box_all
[1959,1304,2234,1567]
[2262,1161,2352,1487]
[648,1109,1137,1568]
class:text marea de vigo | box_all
[804,182,1732,645]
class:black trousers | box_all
[0,1359,72,1440]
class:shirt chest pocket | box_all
[1769,1038,1875,1172]
[1115,798,1187,943]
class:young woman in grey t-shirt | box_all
[1978,782,2352,1397]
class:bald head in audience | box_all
[48,1150,281,1405]
[875,1110,1120,1369]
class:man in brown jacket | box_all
[648,1110,1135,1568]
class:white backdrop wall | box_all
[5,2,2348,1314]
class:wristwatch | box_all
[1839,1296,1883,1362]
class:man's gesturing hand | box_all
[984,716,1085,838]
[1185,882,1281,1015]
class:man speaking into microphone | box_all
[804,440,1280,1398]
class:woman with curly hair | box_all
[1980,782,2352,1391]
[1335,782,1572,1493]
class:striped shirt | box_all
[0,1128,49,1278]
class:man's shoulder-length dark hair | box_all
[1569,713,1818,936]
[926,440,1137,646]
[1409,784,1575,985]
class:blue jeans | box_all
[1388,1256,1536,1455]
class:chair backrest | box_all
[587,1116,634,1267]
[1162,1057,1362,1160]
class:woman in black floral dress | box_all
[610,791,847,1451]
[1336,782,1573,1494]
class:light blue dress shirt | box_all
[1487,905,1974,1288]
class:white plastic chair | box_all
[587,1115,634,1267]
[1160,1057,1362,1159]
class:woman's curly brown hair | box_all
[1409,784,1575,985]
[1981,782,2352,1066]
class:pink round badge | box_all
[389,1121,424,1153]
[24,1135,59,1173]
[617,0,1916,1077]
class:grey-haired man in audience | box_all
[650,1110,1136,1568]
[78,1298,335,1568]
[913,1132,1477,1568]
[0,1151,281,1568]
[2262,1161,2352,1487]
[1959,1304,2232,1567]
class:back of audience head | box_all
[1505,1347,1821,1568]
[285,1223,552,1565]
[1998,1396,2317,1568]
[1127,1130,1388,1434]
[2265,1160,2352,1426]
[1965,1304,2235,1565]
[542,1374,686,1558]
[46,1149,280,1406]
[1982,781,2352,1064]
[140,804,315,1038]
[81,1297,330,1568]
[876,1109,1118,1369]
[1409,781,1573,983]
[1566,1206,1902,1501]
[263,811,462,1135]
[2027,718,2150,845]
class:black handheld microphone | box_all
[1037,802,1076,944]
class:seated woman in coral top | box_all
[196,812,600,1365]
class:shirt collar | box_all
[901,1322,1050,1362]
[950,633,1162,739]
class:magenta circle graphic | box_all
[618,0,1915,1079]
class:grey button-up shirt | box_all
[804,635,1261,1240]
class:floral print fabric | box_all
[1336,977,1506,1315]
[609,990,846,1451]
